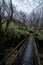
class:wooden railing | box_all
[32,37,41,65]
[0,36,41,65]
[0,37,28,65]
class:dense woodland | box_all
[0,0,43,63]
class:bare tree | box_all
[5,0,13,31]
[0,0,5,53]
[0,0,15,54]
[0,0,2,34]
[19,11,26,25]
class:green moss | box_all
[2,21,29,40]
[34,30,43,40]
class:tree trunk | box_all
[0,16,3,52]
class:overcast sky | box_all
[12,0,43,14]
[0,0,43,16]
